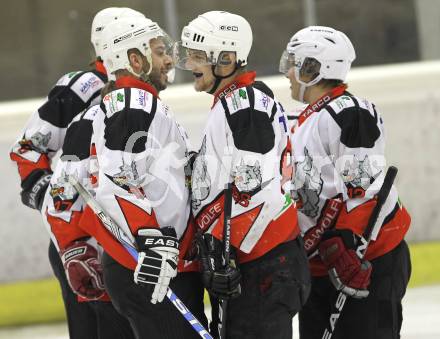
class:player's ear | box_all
[127,49,143,74]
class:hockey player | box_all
[279,26,412,339]
[176,11,311,338]
[71,16,207,339]
[9,8,143,339]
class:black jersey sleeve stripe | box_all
[220,96,230,116]
[225,104,275,154]
[38,71,104,128]
[85,89,102,108]
[61,119,93,161]
[325,104,381,148]
[324,105,337,120]
[104,108,153,153]
[151,95,158,117]
[38,87,89,128]
[247,85,255,109]
[270,100,277,122]
[125,87,131,110]
[103,89,157,153]
[350,96,360,108]
[372,103,379,124]
[252,81,274,99]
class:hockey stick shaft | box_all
[223,182,233,264]
[322,166,398,339]
[362,166,398,246]
[68,176,213,339]
[218,182,233,339]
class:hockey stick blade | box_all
[321,166,398,339]
[68,175,213,339]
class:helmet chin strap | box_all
[298,83,308,103]
[207,63,239,94]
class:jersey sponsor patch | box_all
[331,95,353,111]
[225,88,250,113]
[253,90,274,114]
[130,88,153,112]
[195,192,223,232]
[70,73,104,103]
[83,105,100,120]
[102,89,126,117]
[303,197,343,256]
[55,71,82,87]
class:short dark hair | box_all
[317,78,344,88]
[300,57,346,89]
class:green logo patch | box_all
[239,89,247,100]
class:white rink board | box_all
[1,61,439,282]
[0,284,439,338]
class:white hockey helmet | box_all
[279,26,356,86]
[91,7,145,58]
[100,16,175,76]
[176,11,253,69]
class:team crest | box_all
[231,159,272,207]
[18,131,53,154]
[191,136,211,210]
[232,159,262,193]
[292,147,323,217]
[105,160,146,199]
[50,170,79,211]
[340,155,381,198]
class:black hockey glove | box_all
[134,226,179,304]
[196,233,241,300]
[20,169,52,210]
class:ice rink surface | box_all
[0,285,438,339]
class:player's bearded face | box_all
[147,38,174,91]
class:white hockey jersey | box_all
[290,84,411,275]
[43,106,100,251]
[192,71,300,264]
[10,62,107,189]
[77,76,195,271]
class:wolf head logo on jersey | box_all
[292,147,323,217]
[105,160,146,199]
[232,159,262,193]
[340,155,381,198]
[50,170,79,211]
[191,136,211,210]
[18,131,52,154]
